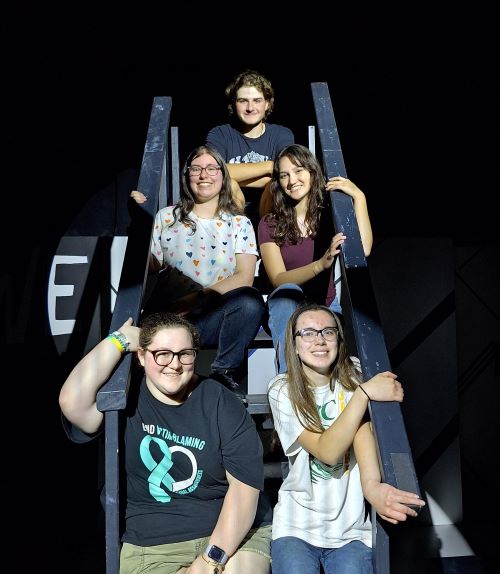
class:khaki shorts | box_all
[120,524,272,574]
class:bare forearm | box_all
[209,481,259,556]
[314,389,370,464]
[271,260,322,288]
[353,194,373,256]
[59,338,122,433]
[227,161,273,183]
[208,268,256,294]
[239,176,271,188]
[354,421,381,490]
[303,373,403,471]
[354,421,425,522]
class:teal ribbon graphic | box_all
[140,435,174,502]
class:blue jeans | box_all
[271,537,373,574]
[267,283,342,374]
[189,286,265,372]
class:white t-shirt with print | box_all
[151,208,258,294]
[268,373,372,548]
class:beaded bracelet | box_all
[107,330,130,353]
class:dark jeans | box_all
[187,286,265,372]
[271,537,373,574]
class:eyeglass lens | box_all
[296,328,338,341]
[188,165,220,176]
[148,349,197,365]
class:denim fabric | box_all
[271,537,373,574]
[189,286,265,372]
[267,283,342,374]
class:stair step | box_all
[246,394,270,415]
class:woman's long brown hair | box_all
[271,303,362,434]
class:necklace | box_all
[297,217,309,236]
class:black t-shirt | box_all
[63,377,271,546]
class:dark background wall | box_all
[2,8,498,573]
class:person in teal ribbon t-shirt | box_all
[60,312,272,574]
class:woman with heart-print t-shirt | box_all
[130,144,265,401]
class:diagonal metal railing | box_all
[96,96,172,574]
[311,82,421,573]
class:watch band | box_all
[204,544,229,566]
[201,553,225,573]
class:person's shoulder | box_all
[198,375,222,392]
[267,123,294,135]
[268,373,288,394]
[157,204,177,217]
[258,214,275,231]
[261,213,275,224]
[195,377,224,404]
[207,124,233,136]
[154,205,178,226]
[199,376,248,409]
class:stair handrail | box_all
[311,82,421,574]
[96,96,173,574]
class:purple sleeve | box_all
[258,216,275,245]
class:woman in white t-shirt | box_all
[268,303,425,574]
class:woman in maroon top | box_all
[258,144,373,373]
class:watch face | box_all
[208,545,225,562]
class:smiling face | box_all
[278,155,312,205]
[234,86,270,128]
[188,153,223,204]
[138,326,196,404]
[294,310,339,379]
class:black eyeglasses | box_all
[187,165,221,177]
[294,327,339,342]
[146,348,197,366]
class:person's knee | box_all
[240,292,266,318]
[225,287,265,319]
[226,553,269,574]
[268,284,304,305]
[269,283,302,296]
[271,537,313,573]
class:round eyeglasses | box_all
[294,327,339,343]
[187,165,221,177]
[146,348,197,366]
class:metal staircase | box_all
[94,87,428,573]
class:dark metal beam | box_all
[311,82,421,574]
[96,96,172,574]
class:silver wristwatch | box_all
[203,544,229,570]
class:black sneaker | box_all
[211,369,247,403]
